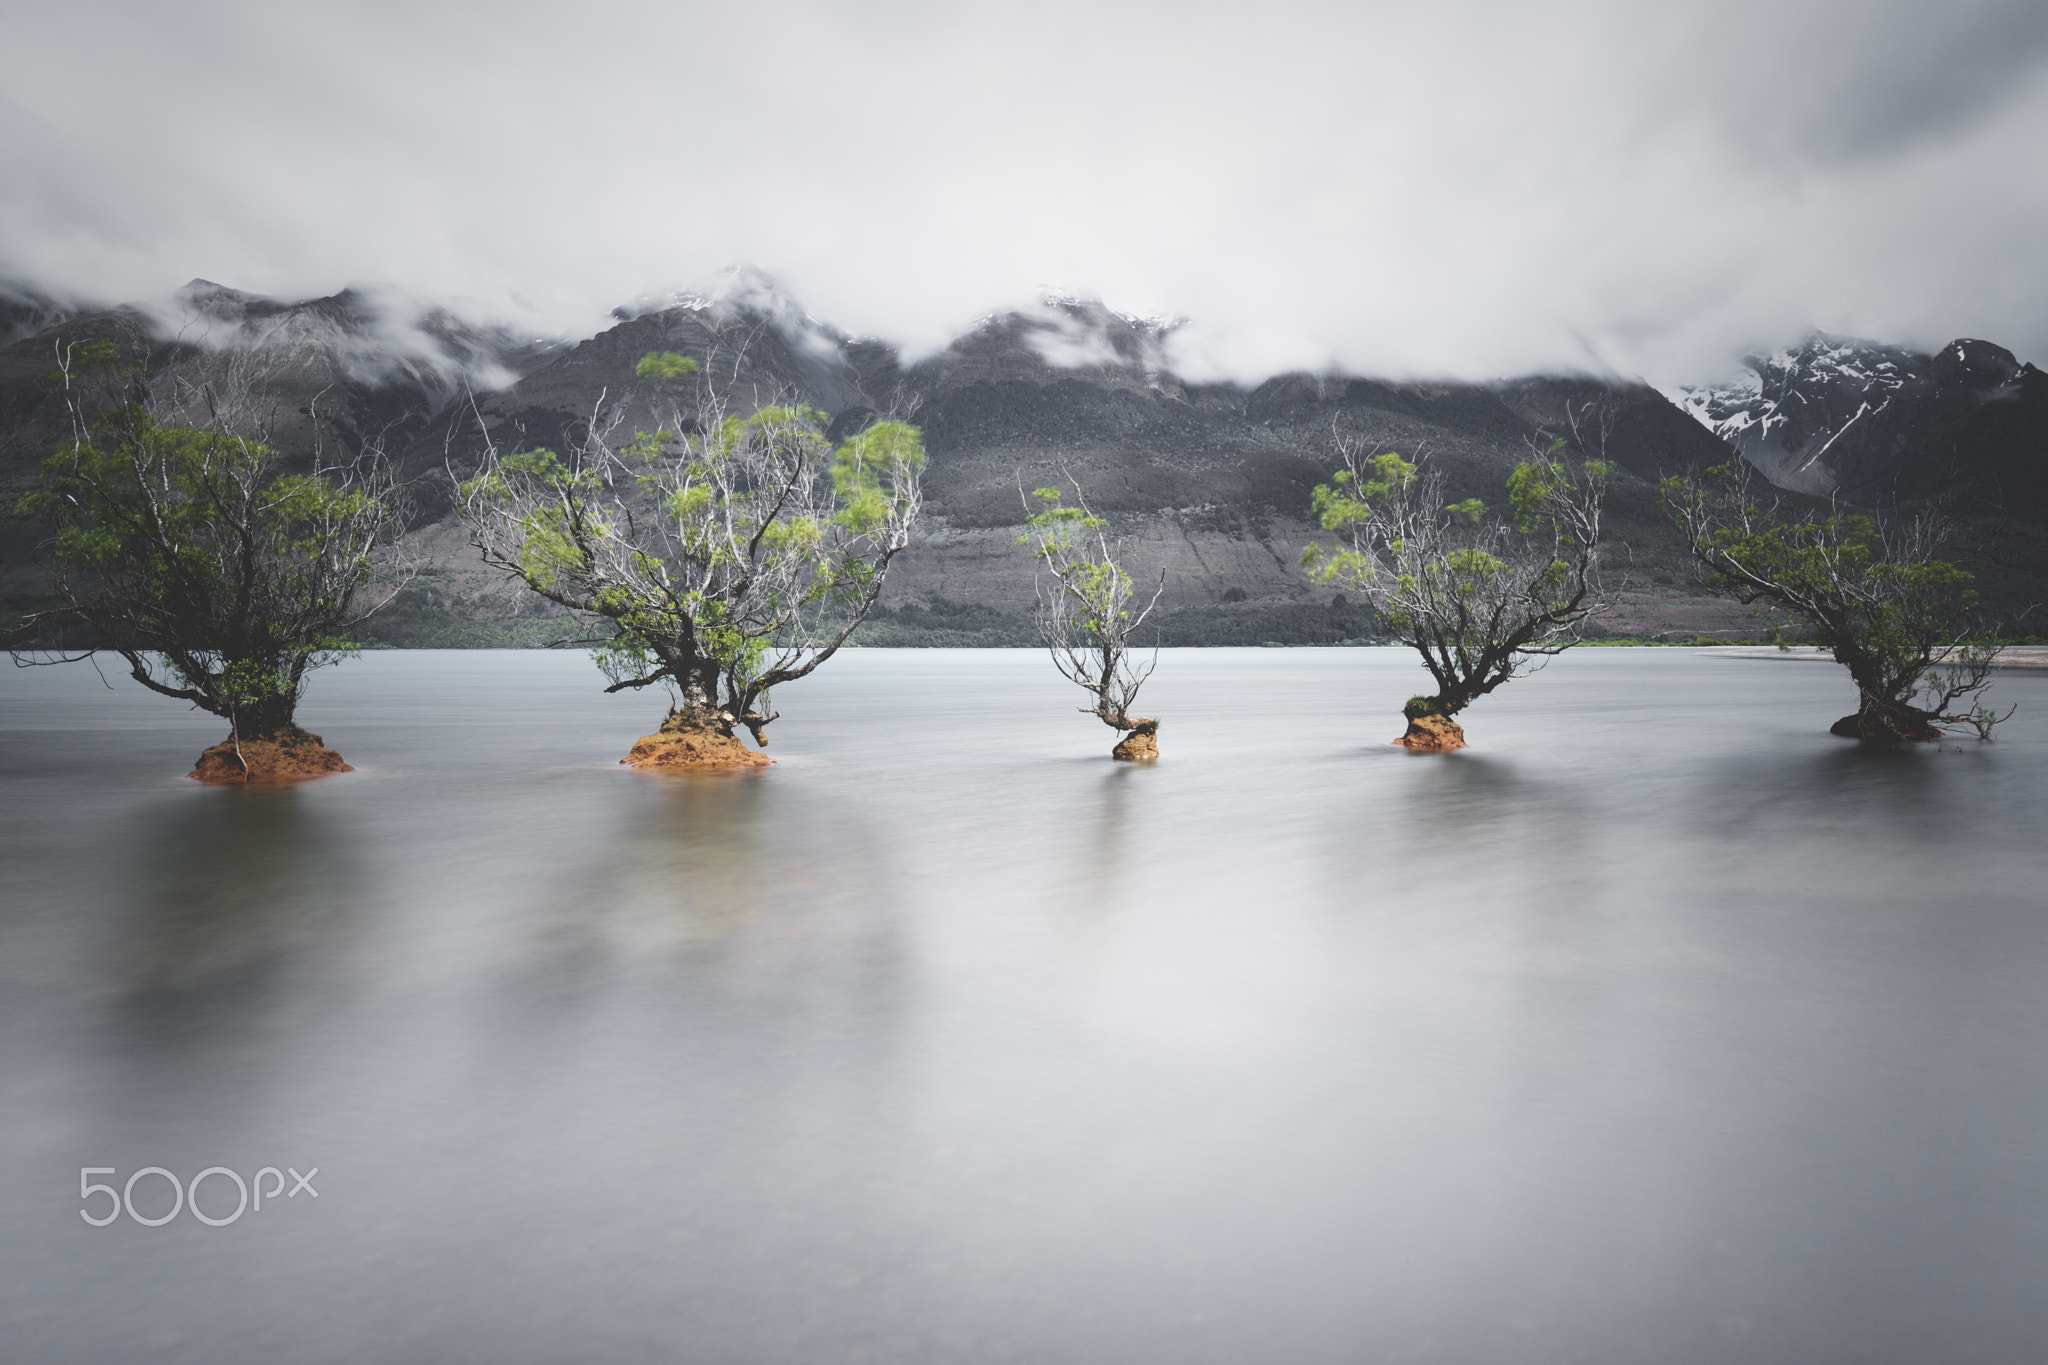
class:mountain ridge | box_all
[4,278,2041,645]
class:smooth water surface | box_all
[4,648,2047,1363]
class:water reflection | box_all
[1084,764,1142,902]
[115,786,357,1011]
[1383,753,1596,897]
[604,769,787,946]
[1692,740,1995,847]
[5,650,2048,1365]
[492,764,913,1010]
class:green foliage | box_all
[1022,489,1129,641]
[1309,452,1416,538]
[45,338,129,385]
[1020,482,1161,730]
[14,346,401,735]
[460,364,922,738]
[833,420,925,534]
[1660,462,2007,734]
[634,351,700,384]
[1505,448,1568,532]
[1301,440,1607,719]
[1661,467,1971,646]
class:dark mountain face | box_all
[0,282,73,351]
[6,278,2039,645]
[419,293,1741,637]
[0,282,555,629]
[1676,334,2048,512]
[0,281,548,488]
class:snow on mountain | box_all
[1670,333,2048,516]
[1670,334,1932,493]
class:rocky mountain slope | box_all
[0,279,559,635]
[1674,334,2048,512]
[400,284,1742,644]
[5,277,2040,647]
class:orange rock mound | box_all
[1112,720,1159,762]
[622,713,772,770]
[1397,713,1468,751]
[190,729,353,784]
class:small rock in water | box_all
[189,729,353,783]
[1112,721,1159,762]
[621,713,772,769]
[1397,713,1467,751]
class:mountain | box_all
[0,280,556,630]
[403,285,1739,645]
[0,281,72,350]
[5,276,2038,648]
[1673,334,2048,513]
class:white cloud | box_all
[3,0,2045,385]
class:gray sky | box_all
[3,0,2045,384]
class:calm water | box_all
[3,648,2047,1364]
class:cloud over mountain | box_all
[3,0,2045,385]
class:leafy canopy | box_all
[13,346,404,734]
[1020,483,1161,731]
[1301,439,1607,715]
[458,351,924,739]
[1660,461,2006,735]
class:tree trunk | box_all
[618,647,768,769]
[231,696,299,741]
[1834,655,1943,741]
[673,655,731,736]
[1830,696,1944,742]
[667,697,736,739]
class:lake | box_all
[3,647,2047,1363]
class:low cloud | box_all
[4,0,2046,386]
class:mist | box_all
[3,0,2046,384]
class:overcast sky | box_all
[3,0,2045,384]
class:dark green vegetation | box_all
[1663,462,2007,740]
[8,340,406,740]
[458,351,922,745]
[1302,440,1608,731]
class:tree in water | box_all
[1021,483,1164,760]
[1301,441,1609,750]
[459,352,923,768]
[10,339,411,781]
[1661,461,2009,740]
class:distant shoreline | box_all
[1699,645,2048,671]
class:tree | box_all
[1020,483,1164,759]
[1301,440,1609,749]
[458,352,923,766]
[1661,461,2008,740]
[10,339,412,779]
